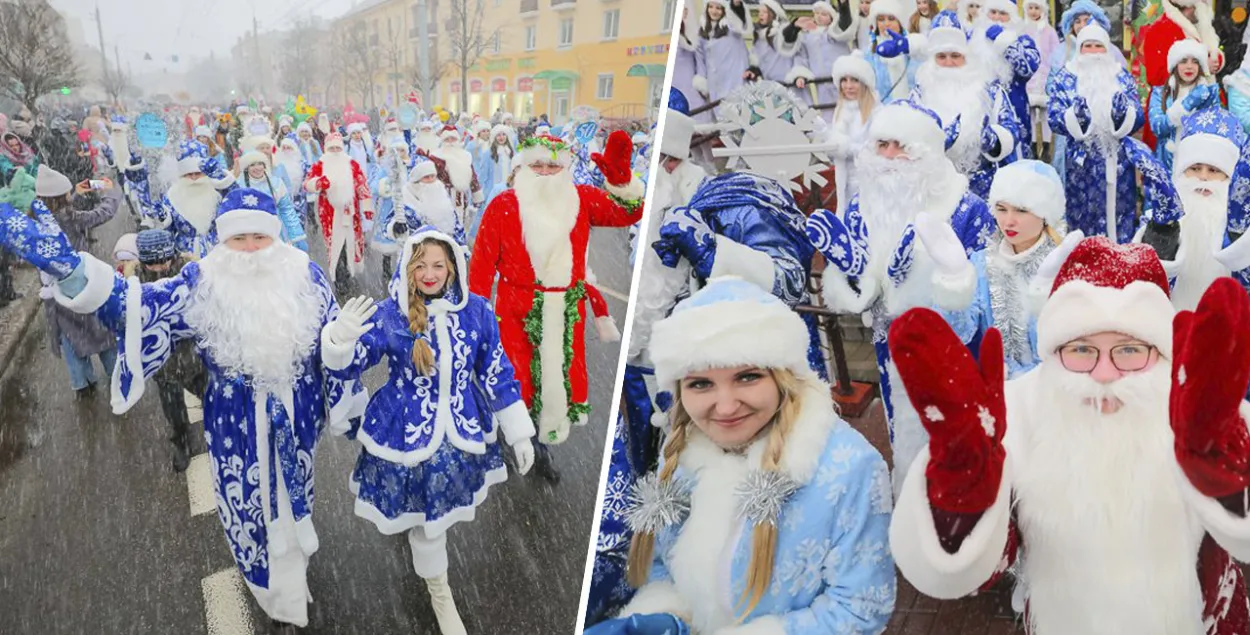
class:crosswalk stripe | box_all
[201,568,253,635]
[186,453,216,517]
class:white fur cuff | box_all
[907,33,929,58]
[495,400,536,446]
[1063,106,1090,141]
[320,323,357,371]
[1175,429,1250,562]
[595,315,621,342]
[931,262,977,311]
[304,177,321,193]
[992,30,1020,57]
[692,75,709,96]
[605,177,645,202]
[1112,104,1137,139]
[1167,99,1189,129]
[710,236,777,293]
[1215,231,1250,273]
[618,581,692,623]
[785,65,816,84]
[983,124,1014,163]
[53,253,117,314]
[822,269,879,314]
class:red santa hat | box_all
[324,133,345,151]
[439,125,461,142]
[1036,237,1174,359]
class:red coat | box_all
[304,159,373,264]
[468,184,642,443]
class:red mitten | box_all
[317,175,331,191]
[888,308,1006,514]
[1171,277,1250,498]
[591,130,634,187]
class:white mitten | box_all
[513,440,535,475]
[327,295,377,346]
[915,212,970,276]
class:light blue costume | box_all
[1226,68,1250,133]
[1147,82,1221,173]
[322,228,534,538]
[237,171,308,251]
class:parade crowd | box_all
[588,0,1250,634]
[0,96,650,633]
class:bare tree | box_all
[280,18,323,97]
[404,46,448,107]
[100,63,132,104]
[446,0,501,112]
[0,0,81,117]
[335,24,377,110]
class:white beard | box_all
[917,62,992,175]
[109,129,132,168]
[320,153,356,211]
[415,132,441,152]
[276,149,304,184]
[855,148,947,262]
[185,244,325,392]
[166,177,223,235]
[970,25,1017,85]
[1009,361,1204,635]
[653,161,707,212]
[435,146,474,192]
[404,181,459,235]
[514,166,580,286]
[318,118,331,134]
[1173,176,1232,311]
[1071,53,1126,156]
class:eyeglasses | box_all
[1057,343,1156,373]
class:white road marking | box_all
[186,453,216,517]
[184,390,202,409]
[596,286,630,303]
[201,568,253,635]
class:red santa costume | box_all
[304,133,374,282]
[887,237,1250,635]
[1141,0,1223,147]
[468,132,643,444]
[185,107,205,139]
[433,125,484,226]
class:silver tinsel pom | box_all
[625,472,690,535]
[735,470,800,527]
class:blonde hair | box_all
[833,79,877,126]
[406,238,458,376]
[626,367,807,621]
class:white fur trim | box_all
[215,209,284,240]
[1161,0,1222,59]
[1167,98,1190,130]
[351,465,508,537]
[239,150,270,169]
[520,143,573,168]
[725,615,787,635]
[692,74,709,96]
[495,399,536,446]
[758,0,788,22]
[112,275,145,414]
[595,315,621,342]
[831,52,877,94]
[320,323,357,371]
[303,176,321,193]
[212,172,236,191]
[1112,102,1138,139]
[662,109,695,159]
[784,65,816,84]
[53,253,116,314]
[1174,132,1239,178]
[1214,230,1250,272]
[991,29,1020,57]
[1168,38,1210,74]
[604,177,645,202]
[927,26,968,56]
[1063,106,1090,141]
[868,0,906,24]
[650,291,812,389]
[890,445,1014,599]
[177,156,202,176]
[983,123,1014,163]
[709,235,776,293]
[1036,280,1175,359]
[619,581,692,621]
[906,32,929,58]
[536,290,571,444]
[1175,425,1250,561]
[931,261,977,311]
[822,268,879,314]
[870,103,945,157]
[327,379,369,435]
[988,163,1066,227]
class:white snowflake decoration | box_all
[242,194,259,207]
[712,80,837,193]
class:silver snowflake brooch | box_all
[242,194,259,207]
[735,469,800,527]
[625,472,690,535]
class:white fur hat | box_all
[811,1,836,15]
[238,150,271,170]
[297,122,313,135]
[831,50,877,93]
[1173,108,1243,177]
[758,0,788,22]
[868,101,946,156]
[35,165,72,197]
[868,0,908,24]
[473,120,492,134]
[1075,23,1111,50]
[662,109,695,159]
[1022,0,1048,10]
[239,135,273,154]
[519,135,573,167]
[346,122,368,135]
[982,0,1019,20]
[491,124,514,140]
[408,158,438,182]
[928,23,969,55]
[1167,38,1210,74]
[193,125,212,139]
[651,277,815,388]
[324,133,345,151]
[987,160,1065,227]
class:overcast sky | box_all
[50,0,357,71]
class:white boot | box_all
[425,573,467,635]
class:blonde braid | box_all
[626,415,691,588]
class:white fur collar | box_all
[1161,0,1221,52]
[677,377,837,485]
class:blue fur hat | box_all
[176,140,208,176]
[214,188,282,241]
[1060,0,1111,37]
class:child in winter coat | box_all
[1148,40,1221,172]
[322,228,537,635]
[603,278,896,635]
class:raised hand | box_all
[1171,278,1250,498]
[915,212,970,276]
[805,208,868,277]
[875,29,909,58]
[887,224,917,286]
[889,309,1007,513]
[943,115,962,152]
[0,202,82,280]
[327,296,377,346]
[985,24,1004,41]
[654,205,716,278]
[1111,90,1133,124]
[979,122,1001,157]
[591,130,635,187]
[200,156,227,180]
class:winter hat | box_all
[831,50,877,94]
[296,122,313,135]
[987,160,1065,227]
[280,134,299,150]
[1173,109,1244,177]
[346,122,368,137]
[113,233,138,262]
[408,156,439,182]
[928,11,968,54]
[662,88,695,159]
[136,229,176,264]
[214,188,283,240]
[983,0,1019,22]
[811,1,836,16]
[1074,22,1111,50]
[473,120,492,134]
[278,115,294,128]
[1060,0,1111,36]
[245,116,271,137]
[868,0,908,27]
[439,125,461,142]
[519,134,573,167]
[651,277,815,388]
[324,133,345,151]
[1023,0,1048,11]
[868,100,946,157]
[176,140,208,176]
[193,125,212,139]
[490,124,513,140]
[34,165,73,197]
[535,125,552,137]
[239,135,274,155]
[758,0,789,22]
[238,150,271,170]
[1036,237,1173,359]
[1168,39,1210,74]
[417,119,436,132]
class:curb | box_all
[0,279,42,383]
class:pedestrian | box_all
[125,229,206,472]
[825,51,877,213]
[111,232,138,275]
[322,228,536,635]
[0,131,38,187]
[237,148,309,252]
[600,278,896,634]
[692,0,751,110]
[1147,40,1220,172]
[303,133,373,294]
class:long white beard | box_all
[917,63,992,174]
[1173,176,1232,311]
[166,177,222,235]
[185,244,325,391]
[321,153,356,210]
[404,181,459,235]
[514,166,580,286]
[276,150,304,183]
[970,25,1016,85]
[1072,53,1126,155]
[855,148,947,259]
[109,130,132,168]
[653,161,707,212]
[436,146,474,192]
[415,132,441,152]
[1012,360,1203,635]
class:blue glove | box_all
[875,30,909,58]
[0,202,82,280]
[805,208,869,277]
[980,123,1002,157]
[985,24,1004,41]
[654,206,716,279]
[1069,95,1092,130]
[1111,90,1132,126]
[200,156,227,180]
[583,614,691,635]
[943,115,963,152]
[1182,84,1216,110]
[887,224,917,285]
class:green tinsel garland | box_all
[608,190,643,214]
[523,281,591,442]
